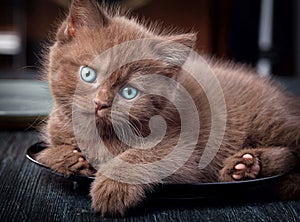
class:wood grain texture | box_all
[0,131,300,222]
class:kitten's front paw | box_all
[220,152,260,182]
[36,145,96,176]
[91,176,146,216]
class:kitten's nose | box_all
[93,98,109,111]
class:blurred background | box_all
[1,0,299,80]
[0,0,299,128]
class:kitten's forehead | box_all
[87,38,169,90]
[66,16,155,68]
[100,16,154,46]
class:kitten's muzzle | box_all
[94,98,110,117]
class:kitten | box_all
[36,0,300,216]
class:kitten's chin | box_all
[95,110,111,124]
[96,109,108,118]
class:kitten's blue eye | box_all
[80,66,97,83]
[120,85,138,100]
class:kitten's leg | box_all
[90,149,154,216]
[36,145,96,176]
[91,173,148,216]
[219,147,298,182]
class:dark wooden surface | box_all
[1,130,300,222]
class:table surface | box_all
[1,130,300,222]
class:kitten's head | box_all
[48,0,196,141]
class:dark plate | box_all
[26,142,285,200]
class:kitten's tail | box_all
[277,170,300,200]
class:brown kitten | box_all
[36,0,300,216]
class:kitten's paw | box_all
[91,176,145,217]
[36,145,96,177]
[220,152,260,182]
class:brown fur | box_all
[36,0,300,216]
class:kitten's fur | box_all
[37,0,300,216]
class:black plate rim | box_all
[26,142,285,187]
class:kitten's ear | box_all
[156,33,196,67]
[57,0,109,42]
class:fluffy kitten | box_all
[37,0,300,216]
